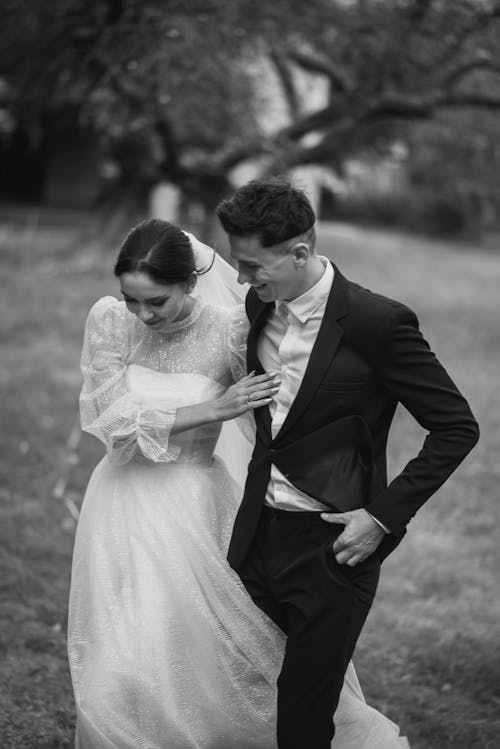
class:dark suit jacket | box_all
[227,263,479,568]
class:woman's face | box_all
[119,272,195,333]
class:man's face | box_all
[229,235,299,303]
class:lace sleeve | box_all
[223,305,256,447]
[227,305,250,382]
[79,297,179,465]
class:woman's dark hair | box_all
[114,219,203,284]
[216,176,315,247]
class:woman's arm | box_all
[80,297,185,464]
[80,297,279,464]
[171,371,280,434]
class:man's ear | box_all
[290,242,310,266]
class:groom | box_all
[216,177,479,749]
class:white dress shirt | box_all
[257,257,389,532]
[258,258,334,511]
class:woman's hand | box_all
[169,372,280,436]
[213,371,280,421]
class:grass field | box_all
[0,212,498,748]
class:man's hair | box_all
[216,176,315,247]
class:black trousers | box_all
[237,506,381,749]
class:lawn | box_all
[0,212,498,748]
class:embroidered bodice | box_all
[80,295,249,464]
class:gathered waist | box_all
[127,451,216,469]
[128,439,217,467]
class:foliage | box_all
[1,1,500,226]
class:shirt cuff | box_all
[367,512,390,534]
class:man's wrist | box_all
[367,511,390,534]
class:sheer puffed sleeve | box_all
[79,297,180,465]
[222,305,256,450]
[227,305,250,383]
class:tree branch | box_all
[443,92,500,110]
[287,48,352,93]
[201,75,500,181]
[269,48,301,120]
[440,55,500,90]
[213,137,274,172]
[362,91,500,121]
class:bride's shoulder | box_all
[199,301,247,335]
[199,303,249,346]
[200,301,246,324]
[89,295,126,315]
[85,296,133,332]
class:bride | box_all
[68,219,409,748]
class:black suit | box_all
[230,264,479,748]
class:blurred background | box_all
[0,1,499,747]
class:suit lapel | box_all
[246,298,274,374]
[275,264,350,442]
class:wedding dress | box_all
[68,294,409,749]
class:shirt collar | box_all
[276,257,334,324]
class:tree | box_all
[1,0,500,233]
